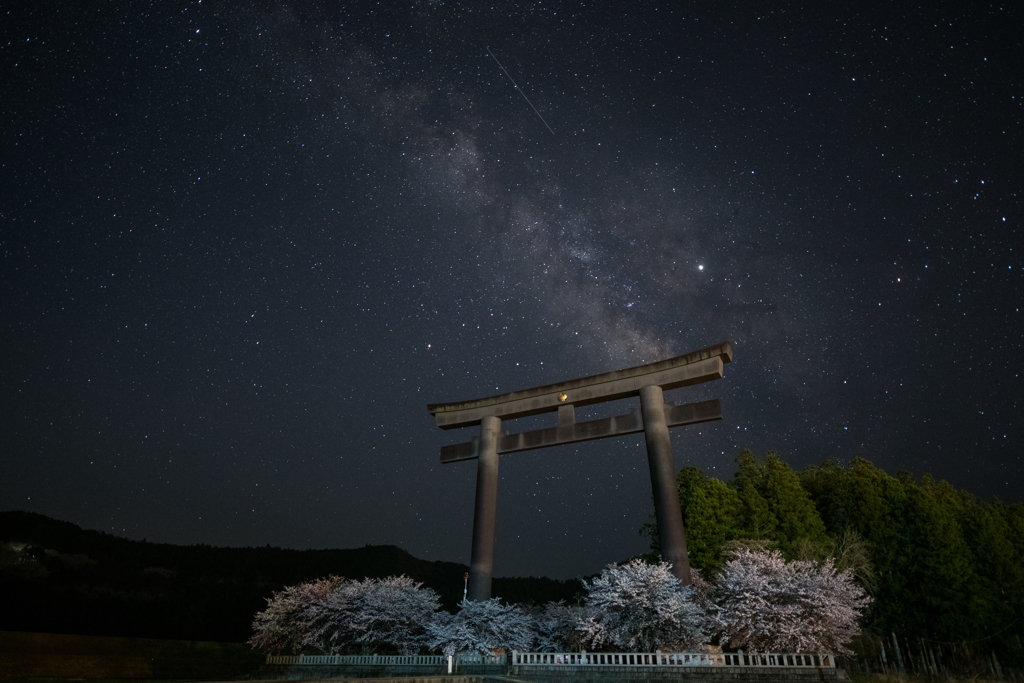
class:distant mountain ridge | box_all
[0,510,582,643]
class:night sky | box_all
[2,1,1021,581]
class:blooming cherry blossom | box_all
[713,549,870,654]
[533,600,585,652]
[249,575,439,655]
[577,559,707,652]
[249,575,345,654]
[426,598,535,656]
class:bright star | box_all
[698,265,704,271]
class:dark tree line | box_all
[643,451,1024,668]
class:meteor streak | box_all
[486,47,555,135]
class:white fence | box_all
[452,653,506,665]
[266,651,834,670]
[265,652,505,666]
[511,651,834,669]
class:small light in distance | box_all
[698,265,704,271]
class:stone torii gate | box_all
[427,341,733,601]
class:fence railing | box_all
[267,650,833,670]
[453,652,506,665]
[511,651,834,669]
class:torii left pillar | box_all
[466,415,500,601]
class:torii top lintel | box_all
[426,341,733,430]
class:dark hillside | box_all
[0,511,582,643]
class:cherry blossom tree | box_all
[297,576,358,653]
[713,549,870,654]
[249,575,345,654]
[533,600,585,652]
[304,575,440,654]
[577,559,707,652]
[685,568,721,638]
[345,576,441,655]
[426,598,535,656]
[249,575,440,655]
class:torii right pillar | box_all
[640,384,691,585]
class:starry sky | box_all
[2,1,1021,580]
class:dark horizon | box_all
[2,0,1020,580]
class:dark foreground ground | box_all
[0,631,264,681]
